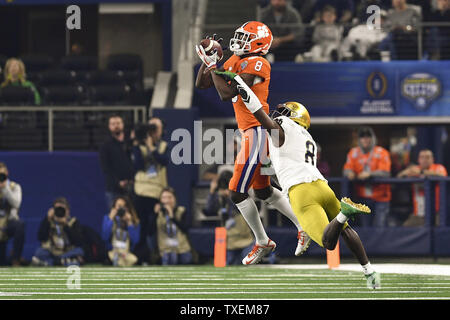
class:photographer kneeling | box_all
[155,187,192,265]
[101,196,140,266]
[32,197,84,266]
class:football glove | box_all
[195,34,224,71]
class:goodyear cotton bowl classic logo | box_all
[401,73,442,110]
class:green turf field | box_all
[0,264,449,299]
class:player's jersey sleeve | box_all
[274,116,297,140]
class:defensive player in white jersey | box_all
[214,70,381,289]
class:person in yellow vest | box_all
[154,187,192,265]
[132,117,169,264]
[0,162,26,266]
[101,195,140,266]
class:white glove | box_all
[195,44,219,70]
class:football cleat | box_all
[340,197,371,220]
[295,230,311,256]
[242,239,276,265]
[365,271,381,289]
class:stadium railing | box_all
[0,105,147,151]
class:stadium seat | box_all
[20,54,54,73]
[106,54,144,91]
[53,126,91,150]
[84,70,126,86]
[0,85,36,105]
[37,69,77,87]
[106,53,143,73]
[60,55,98,72]
[88,84,131,105]
[60,56,98,84]
[0,127,44,150]
[41,85,86,105]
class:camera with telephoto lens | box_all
[0,173,7,183]
[54,206,66,218]
[116,207,126,218]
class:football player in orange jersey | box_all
[195,21,310,265]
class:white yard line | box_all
[264,264,450,276]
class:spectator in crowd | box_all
[99,114,135,208]
[1,58,41,105]
[390,126,418,176]
[0,162,26,266]
[155,187,193,265]
[101,195,140,266]
[31,197,84,266]
[397,149,448,226]
[343,126,392,227]
[339,9,388,60]
[425,0,450,60]
[203,170,255,265]
[312,0,355,24]
[259,0,306,62]
[308,5,344,62]
[132,117,169,264]
[291,0,318,23]
[379,0,422,60]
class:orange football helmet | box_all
[229,21,273,56]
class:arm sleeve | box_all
[233,75,263,113]
[171,210,189,234]
[66,219,84,247]
[127,224,141,246]
[131,146,146,171]
[101,215,113,242]
[151,141,169,166]
[376,149,391,172]
[2,183,22,209]
[343,151,355,172]
[37,217,51,242]
[203,193,220,216]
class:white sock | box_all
[362,262,375,275]
[336,212,349,224]
[235,197,269,245]
[265,188,303,231]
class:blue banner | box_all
[193,61,450,118]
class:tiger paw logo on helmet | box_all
[229,21,273,56]
[257,25,270,38]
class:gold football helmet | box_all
[272,101,311,129]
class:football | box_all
[200,38,223,61]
